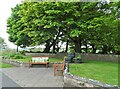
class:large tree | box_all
[7,1,120,54]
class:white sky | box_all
[0,0,23,49]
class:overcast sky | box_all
[0,0,22,49]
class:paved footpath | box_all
[1,67,64,87]
[2,73,21,87]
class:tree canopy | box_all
[7,1,120,54]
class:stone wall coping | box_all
[64,73,117,87]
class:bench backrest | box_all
[54,64,64,70]
[32,57,49,62]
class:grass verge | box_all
[69,60,118,86]
[49,58,63,62]
[0,62,13,68]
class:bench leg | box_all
[46,63,49,68]
[54,69,56,76]
[29,63,32,68]
[29,63,31,68]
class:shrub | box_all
[0,49,16,56]
[19,50,26,55]
[68,49,75,53]
[13,55,24,59]
[8,54,16,58]
[76,53,81,59]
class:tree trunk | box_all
[44,39,57,53]
[65,40,69,52]
[17,46,18,52]
[56,44,60,53]
[85,43,88,53]
[102,45,108,54]
[43,40,51,53]
[91,44,96,53]
[74,41,81,53]
[43,45,51,53]
[53,44,56,53]
[52,40,57,53]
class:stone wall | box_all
[1,58,29,67]
[64,73,117,88]
[81,53,119,62]
[26,53,119,62]
[25,53,56,57]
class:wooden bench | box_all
[29,57,49,68]
[53,63,65,76]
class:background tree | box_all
[7,4,33,52]
[0,37,7,50]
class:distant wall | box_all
[25,53,56,57]
[25,53,119,62]
[81,53,119,62]
[25,53,67,59]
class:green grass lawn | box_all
[49,58,63,62]
[10,57,32,63]
[70,60,118,86]
[0,62,13,68]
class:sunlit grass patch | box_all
[70,60,118,86]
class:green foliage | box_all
[68,49,75,53]
[70,30,82,37]
[0,37,4,43]
[0,37,7,50]
[49,58,63,62]
[7,54,15,58]
[7,4,32,47]
[0,49,16,56]
[7,2,120,54]
[1,49,30,60]
[19,50,26,55]
[76,54,81,59]
[13,54,24,59]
